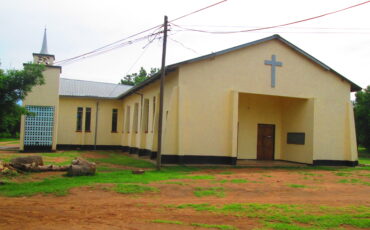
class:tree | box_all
[0,63,45,137]
[120,67,159,86]
[354,85,370,149]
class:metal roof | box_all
[59,78,132,99]
[118,34,361,99]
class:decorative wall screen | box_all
[24,106,54,146]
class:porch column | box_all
[231,90,239,158]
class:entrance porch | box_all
[236,92,314,164]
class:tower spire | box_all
[40,28,48,54]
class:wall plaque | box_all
[287,132,305,145]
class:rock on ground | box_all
[67,158,96,176]
[0,160,19,176]
[10,156,43,170]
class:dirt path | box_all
[0,168,369,230]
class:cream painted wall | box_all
[23,67,60,106]
[20,61,61,151]
[177,39,356,161]
[58,97,123,146]
[344,101,358,162]
[162,86,179,154]
[281,98,314,164]
[120,70,179,153]
[178,64,233,156]
[121,93,141,149]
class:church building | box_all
[20,32,361,166]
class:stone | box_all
[67,158,96,176]
[132,169,145,174]
[10,156,43,170]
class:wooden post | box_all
[157,16,168,170]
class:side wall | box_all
[57,97,123,147]
[120,71,179,157]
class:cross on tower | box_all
[264,54,283,88]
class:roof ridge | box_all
[60,77,129,86]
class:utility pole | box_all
[157,16,168,170]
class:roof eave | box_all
[59,95,120,100]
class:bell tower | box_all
[33,28,55,65]
[20,29,61,152]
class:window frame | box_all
[142,99,150,133]
[85,107,91,132]
[111,108,118,133]
[152,96,156,132]
[133,103,139,133]
[76,107,83,132]
[125,106,131,133]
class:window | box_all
[142,99,149,133]
[85,108,91,132]
[125,106,131,133]
[112,109,118,132]
[152,96,156,132]
[76,107,83,131]
[133,103,139,133]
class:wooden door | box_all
[257,124,275,160]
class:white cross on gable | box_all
[264,55,283,88]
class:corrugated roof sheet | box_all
[59,78,132,99]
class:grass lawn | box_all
[0,150,206,196]
[1,149,370,229]
[0,138,19,142]
[0,137,19,146]
[359,146,370,165]
[171,203,370,229]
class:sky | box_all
[1,0,369,89]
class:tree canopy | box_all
[354,85,370,149]
[0,63,45,137]
[119,67,159,86]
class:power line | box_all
[124,31,162,77]
[55,0,227,65]
[171,28,370,35]
[57,32,163,66]
[170,0,227,22]
[54,25,162,65]
[55,28,163,65]
[170,1,370,34]
[173,24,370,31]
[169,37,199,54]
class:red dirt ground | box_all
[1,168,369,230]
